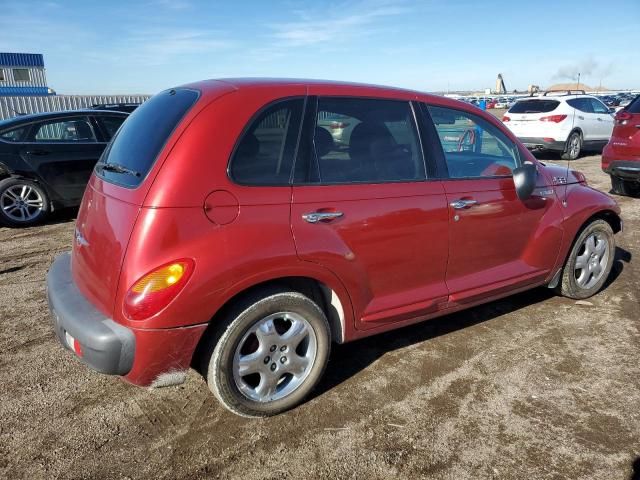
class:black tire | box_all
[558,219,615,299]
[561,131,582,160]
[610,175,640,197]
[0,177,50,227]
[202,287,331,417]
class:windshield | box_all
[96,88,199,188]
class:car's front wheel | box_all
[203,287,331,417]
[558,219,615,299]
[0,177,50,227]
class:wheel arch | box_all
[192,274,351,370]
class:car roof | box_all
[183,77,443,102]
[0,109,128,127]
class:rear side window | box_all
[428,105,519,178]
[230,98,304,185]
[0,126,27,142]
[97,88,199,188]
[627,95,640,114]
[508,100,559,114]
[97,116,127,140]
[567,98,594,113]
[307,97,425,184]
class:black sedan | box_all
[0,110,128,226]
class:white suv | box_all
[502,92,614,160]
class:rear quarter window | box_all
[508,100,559,114]
[96,88,199,188]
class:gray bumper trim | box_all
[46,252,135,375]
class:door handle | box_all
[24,149,50,156]
[302,211,344,223]
[597,118,603,121]
[450,199,478,209]
[578,115,584,120]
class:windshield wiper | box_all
[96,162,141,177]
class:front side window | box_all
[33,118,96,142]
[428,105,518,178]
[12,68,29,82]
[308,97,425,184]
[230,98,304,185]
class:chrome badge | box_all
[74,228,89,247]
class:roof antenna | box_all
[561,72,580,205]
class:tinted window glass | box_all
[12,68,29,82]
[98,116,127,140]
[590,98,610,114]
[0,126,27,142]
[230,98,304,185]
[428,105,518,178]
[627,95,640,114]
[309,97,424,184]
[33,118,96,142]
[567,98,594,113]
[97,88,199,188]
[508,100,559,113]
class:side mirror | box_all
[513,162,537,200]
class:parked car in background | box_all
[47,78,621,418]
[486,99,498,109]
[602,94,640,196]
[495,98,510,109]
[0,110,128,226]
[502,92,614,159]
[90,103,141,113]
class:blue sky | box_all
[1,0,638,94]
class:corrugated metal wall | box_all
[0,67,47,87]
[0,53,45,67]
[0,94,150,121]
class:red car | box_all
[47,79,622,417]
[602,95,640,196]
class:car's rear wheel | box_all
[0,177,50,227]
[202,287,331,417]
[610,175,640,197]
[558,219,615,299]
[561,131,582,160]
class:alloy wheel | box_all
[574,232,610,290]
[232,312,317,403]
[0,184,45,223]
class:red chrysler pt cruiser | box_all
[47,79,622,417]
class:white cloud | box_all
[268,1,411,47]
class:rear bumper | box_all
[518,137,565,152]
[604,160,640,181]
[46,252,135,375]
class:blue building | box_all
[0,52,53,96]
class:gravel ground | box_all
[0,152,638,479]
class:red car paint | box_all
[66,79,621,387]
[602,101,640,173]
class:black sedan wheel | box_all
[0,177,50,227]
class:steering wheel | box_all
[457,128,476,152]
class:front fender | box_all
[554,184,621,271]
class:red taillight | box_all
[73,338,83,357]
[615,111,633,125]
[123,259,195,320]
[539,115,567,123]
[502,115,510,122]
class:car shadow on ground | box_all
[630,458,640,480]
[313,247,632,399]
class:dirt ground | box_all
[1,151,639,479]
